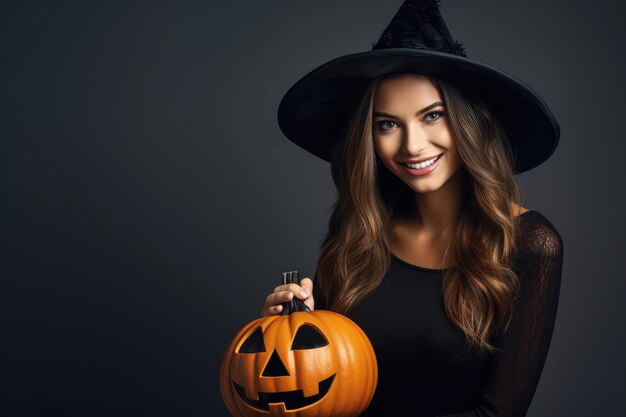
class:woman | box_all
[261,1,563,416]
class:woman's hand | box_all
[260,277,314,317]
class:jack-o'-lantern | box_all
[220,271,378,417]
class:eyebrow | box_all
[373,101,445,119]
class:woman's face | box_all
[372,73,463,194]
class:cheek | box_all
[446,141,461,168]
[373,136,397,163]
[375,148,399,175]
[436,127,454,147]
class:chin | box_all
[399,168,460,194]
[407,181,446,194]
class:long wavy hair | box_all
[315,72,522,352]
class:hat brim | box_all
[277,48,560,174]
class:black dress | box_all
[312,210,564,417]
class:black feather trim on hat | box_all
[371,0,466,57]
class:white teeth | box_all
[405,155,440,169]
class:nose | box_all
[402,123,428,155]
[261,349,290,377]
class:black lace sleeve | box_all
[439,212,565,417]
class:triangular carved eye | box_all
[238,327,266,353]
[291,324,328,350]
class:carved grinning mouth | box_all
[233,373,336,411]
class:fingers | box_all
[299,277,315,311]
[273,283,310,299]
[265,304,283,315]
[261,278,315,317]
[265,290,294,308]
[261,290,293,317]
[299,278,313,296]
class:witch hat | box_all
[276,0,560,174]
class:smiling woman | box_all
[317,70,523,347]
[263,0,564,416]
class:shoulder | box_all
[513,211,565,304]
[517,210,564,259]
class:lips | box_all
[233,373,336,411]
[402,153,443,165]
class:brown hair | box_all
[314,73,522,352]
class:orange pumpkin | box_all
[219,271,378,417]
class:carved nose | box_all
[262,348,290,377]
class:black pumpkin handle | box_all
[281,270,311,315]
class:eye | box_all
[291,324,328,350]
[424,110,445,122]
[375,120,399,131]
[238,326,266,353]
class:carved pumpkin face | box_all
[220,310,378,417]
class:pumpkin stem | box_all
[280,270,311,315]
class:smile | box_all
[233,373,336,411]
[401,154,443,176]
[404,154,442,169]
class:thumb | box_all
[299,277,313,297]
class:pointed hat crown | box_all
[372,0,466,56]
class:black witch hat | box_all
[276,0,560,174]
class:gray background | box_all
[1,0,624,416]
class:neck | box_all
[411,168,467,241]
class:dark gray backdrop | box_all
[1,1,624,416]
